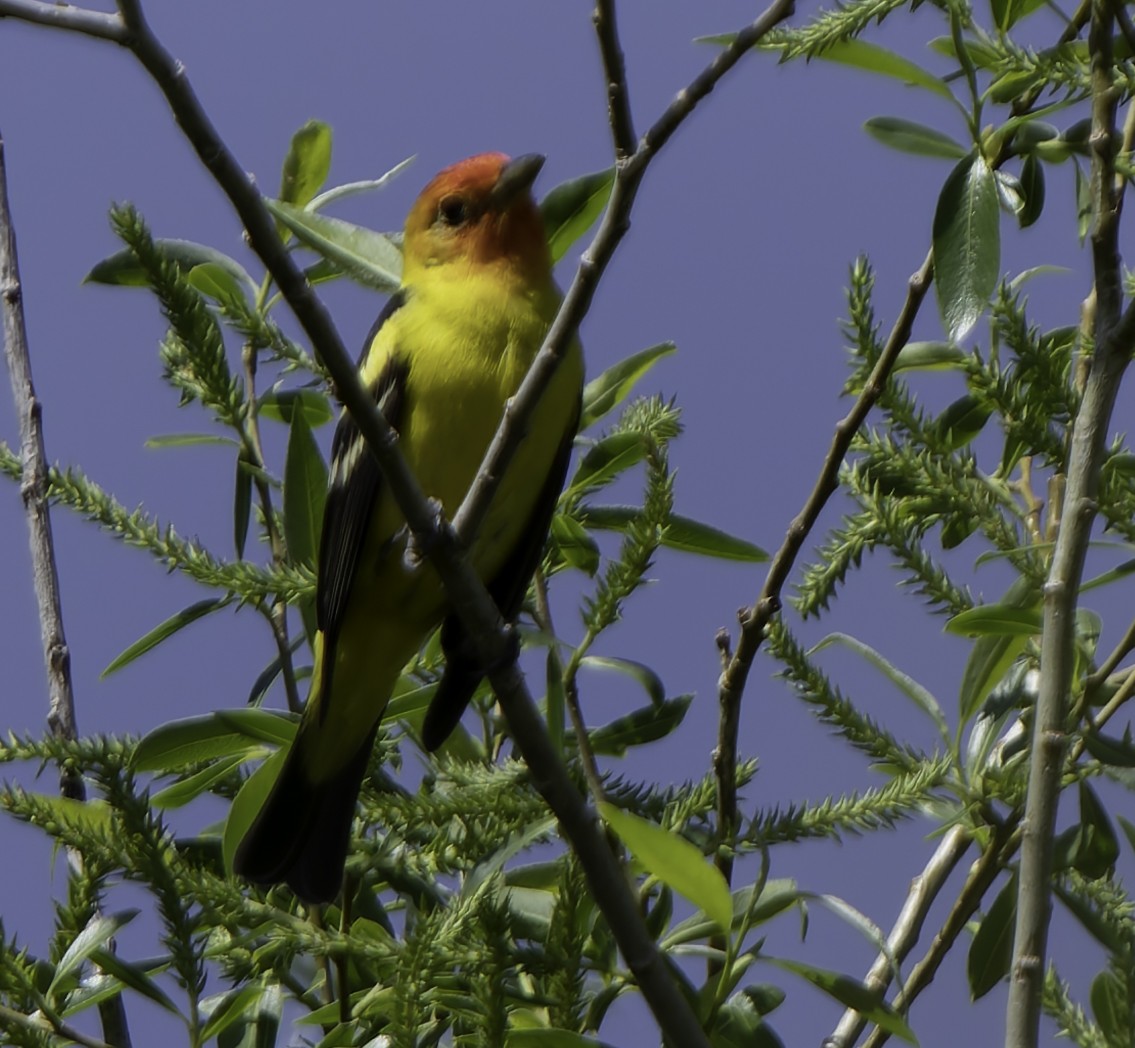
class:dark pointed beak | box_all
[490,153,545,209]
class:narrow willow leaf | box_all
[892,341,965,372]
[599,802,732,932]
[234,448,253,560]
[506,1029,603,1047]
[935,393,992,450]
[540,167,614,263]
[579,654,666,705]
[1081,729,1135,767]
[258,387,334,427]
[85,239,256,292]
[1074,159,1092,244]
[50,910,140,994]
[809,632,948,742]
[967,874,1016,999]
[958,633,1030,723]
[186,262,249,307]
[946,604,1042,636]
[580,504,766,562]
[132,709,296,772]
[933,153,1001,340]
[102,597,231,679]
[821,40,952,98]
[151,753,248,809]
[223,747,288,873]
[308,156,415,211]
[144,433,239,450]
[566,432,648,496]
[83,950,181,1018]
[1056,781,1119,879]
[581,342,676,429]
[545,647,566,755]
[283,409,328,568]
[864,117,969,159]
[1091,972,1127,1045]
[264,198,401,291]
[550,513,600,575]
[279,120,332,212]
[585,695,692,755]
[1018,155,1044,228]
[767,959,917,1044]
[247,634,305,706]
[199,984,265,1044]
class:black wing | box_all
[421,401,581,751]
[317,291,409,702]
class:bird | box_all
[233,152,584,904]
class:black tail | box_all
[233,727,376,904]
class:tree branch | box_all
[825,826,971,1048]
[0,0,124,40]
[593,0,636,160]
[714,250,934,888]
[1004,4,1130,1043]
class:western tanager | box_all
[234,153,583,903]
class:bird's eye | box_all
[438,196,468,227]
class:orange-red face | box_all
[402,153,551,280]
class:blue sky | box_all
[0,2,1124,1045]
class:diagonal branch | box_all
[714,250,934,888]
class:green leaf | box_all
[284,409,328,568]
[247,635,306,706]
[933,153,1001,341]
[223,747,288,874]
[200,985,266,1044]
[279,120,332,212]
[550,513,600,575]
[264,198,402,292]
[935,393,992,450]
[540,167,614,263]
[83,950,181,1018]
[1054,781,1119,878]
[151,753,247,809]
[1091,972,1128,1045]
[892,341,966,372]
[1081,728,1135,767]
[308,156,415,212]
[767,959,918,1044]
[131,709,296,772]
[580,343,676,430]
[234,448,253,559]
[712,989,787,1048]
[864,117,969,159]
[186,262,250,307]
[545,647,566,755]
[967,875,1016,999]
[145,432,239,450]
[599,802,732,932]
[102,597,231,678]
[1018,155,1044,229]
[566,432,648,496]
[258,387,334,428]
[50,910,140,994]
[506,1030,605,1047]
[586,695,692,755]
[580,505,766,562]
[1074,159,1092,244]
[809,633,948,742]
[85,239,256,292]
[947,604,1042,636]
[821,40,952,99]
[579,654,666,705]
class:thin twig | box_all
[1004,3,1131,1042]
[0,1003,113,1048]
[862,821,1022,1048]
[0,127,132,1048]
[241,341,302,714]
[593,0,636,160]
[0,0,123,39]
[825,826,971,1048]
[714,250,934,888]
